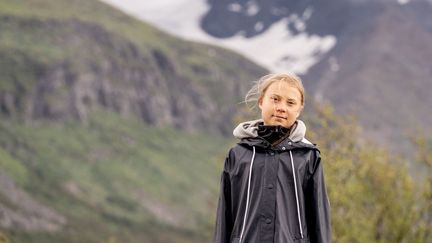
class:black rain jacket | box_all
[213,120,331,243]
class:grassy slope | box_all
[0,110,234,242]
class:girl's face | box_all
[258,81,303,128]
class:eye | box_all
[271,96,279,102]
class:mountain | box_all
[303,1,432,148]
[100,0,432,152]
[0,0,266,135]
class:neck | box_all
[257,125,291,146]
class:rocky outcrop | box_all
[0,16,266,134]
[0,173,66,232]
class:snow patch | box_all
[271,7,286,16]
[254,22,264,32]
[99,0,336,74]
[228,3,242,13]
[397,0,410,5]
[303,7,314,20]
[227,2,259,16]
[99,0,209,38]
[289,14,306,32]
[246,1,260,16]
[329,56,340,72]
[215,18,336,74]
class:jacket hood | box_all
[233,119,313,145]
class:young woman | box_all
[213,73,332,243]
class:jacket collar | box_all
[233,119,317,150]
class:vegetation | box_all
[304,103,432,243]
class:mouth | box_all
[272,115,287,120]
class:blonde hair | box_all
[245,73,305,109]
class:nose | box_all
[275,103,287,112]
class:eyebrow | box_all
[270,94,297,101]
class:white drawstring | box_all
[290,150,304,239]
[239,146,256,243]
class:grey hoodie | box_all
[233,119,312,144]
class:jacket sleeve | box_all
[213,156,233,243]
[305,152,332,243]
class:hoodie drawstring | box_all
[239,146,255,243]
[290,150,304,239]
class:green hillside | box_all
[0,111,233,242]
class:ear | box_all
[295,105,304,118]
[258,97,263,110]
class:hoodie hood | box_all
[233,119,312,144]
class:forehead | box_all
[265,81,301,99]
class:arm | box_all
[213,158,233,243]
[305,152,332,243]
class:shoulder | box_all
[292,140,321,174]
[223,144,251,171]
[230,143,254,159]
[305,147,322,175]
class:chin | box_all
[267,120,288,127]
[277,120,293,128]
